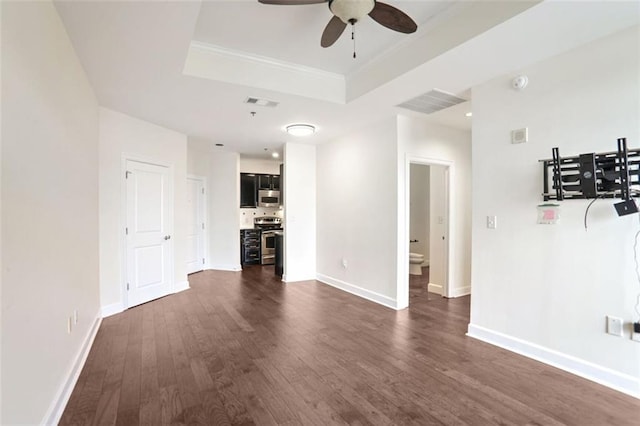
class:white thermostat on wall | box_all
[511,128,528,144]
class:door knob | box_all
[164,235,171,240]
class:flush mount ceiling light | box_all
[465,112,473,117]
[286,124,316,137]
[272,152,280,159]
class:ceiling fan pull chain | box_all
[352,23,356,59]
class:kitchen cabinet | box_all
[240,173,257,208]
[240,229,261,266]
[274,231,283,277]
[258,174,280,191]
[241,172,280,207]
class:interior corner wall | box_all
[283,143,316,282]
[428,165,447,292]
[316,118,399,307]
[99,108,188,311]
[1,2,100,423]
[469,26,640,395]
[398,116,472,298]
[0,4,4,421]
[206,150,241,271]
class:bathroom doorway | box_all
[400,157,452,308]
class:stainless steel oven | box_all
[255,217,282,265]
[261,230,277,265]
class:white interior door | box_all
[186,176,205,274]
[125,160,172,308]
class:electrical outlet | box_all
[606,316,623,337]
[487,216,497,229]
[341,258,348,269]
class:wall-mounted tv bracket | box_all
[541,138,639,215]
[614,137,639,216]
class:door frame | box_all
[398,155,453,309]
[187,174,208,272]
[121,154,175,309]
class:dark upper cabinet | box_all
[258,174,280,191]
[258,174,272,190]
[241,172,281,207]
[240,173,257,208]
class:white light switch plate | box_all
[606,316,623,337]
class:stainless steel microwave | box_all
[258,190,280,207]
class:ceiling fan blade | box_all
[258,0,327,5]
[369,1,417,34]
[321,16,347,48]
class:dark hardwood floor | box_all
[60,266,640,425]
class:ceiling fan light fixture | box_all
[329,0,375,24]
[286,124,316,137]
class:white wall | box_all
[316,119,399,307]
[428,165,447,294]
[99,108,188,312]
[240,157,281,174]
[284,143,316,282]
[469,26,640,397]
[187,142,241,271]
[208,151,241,271]
[1,2,100,423]
[409,164,430,264]
[398,116,472,302]
[0,4,4,421]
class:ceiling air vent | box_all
[244,97,279,108]
[397,89,467,115]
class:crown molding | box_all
[185,41,346,103]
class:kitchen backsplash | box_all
[240,207,283,228]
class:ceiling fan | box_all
[258,0,417,51]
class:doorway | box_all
[186,175,206,274]
[124,159,174,308]
[399,157,452,308]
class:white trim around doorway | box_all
[398,155,454,309]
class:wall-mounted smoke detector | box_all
[244,97,279,108]
[396,89,467,115]
[512,75,528,90]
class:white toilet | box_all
[409,252,424,275]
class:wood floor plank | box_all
[61,266,640,425]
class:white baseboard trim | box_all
[316,273,400,310]
[283,274,317,283]
[42,313,102,425]
[428,282,443,295]
[449,285,471,298]
[101,302,124,318]
[208,263,242,272]
[174,280,190,293]
[467,324,640,399]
